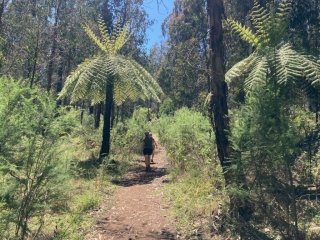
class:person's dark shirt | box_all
[144,136,153,149]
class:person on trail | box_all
[142,131,153,172]
[149,133,157,163]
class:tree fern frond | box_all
[244,55,267,92]
[58,58,93,100]
[98,16,111,52]
[128,59,164,97]
[250,0,270,37]
[226,53,258,83]
[299,55,320,85]
[83,24,107,53]
[276,0,291,21]
[122,58,161,102]
[274,44,303,84]
[112,22,130,54]
[227,19,260,48]
[110,20,121,53]
[60,55,114,103]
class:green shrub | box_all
[159,97,175,116]
[154,107,214,176]
[153,108,226,237]
[0,77,73,239]
[111,106,151,156]
[228,84,318,238]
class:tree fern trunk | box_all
[94,103,102,129]
[100,82,114,161]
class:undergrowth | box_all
[0,77,130,239]
[153,108,228,239]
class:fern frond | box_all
[226,53,258,83]
[300,56,320,85]
[59,55,114,104]
[274,44,303,84]
[244,55,267,92]
[276,0,291,22]
[250,0,270,37]
[58,58,92,100]
[83,24,107,53]
[110,19,121,53]
[227,19,260,48]
[112,22,130,54]
[98,16,111,52]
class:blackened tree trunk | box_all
[110,102,115,128]
[206,0,232,177]
[207,0,254,230]
[94,103,102,129]
[100,82,114,160]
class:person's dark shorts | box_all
[143,148,153,155]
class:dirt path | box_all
[87,140,176,240]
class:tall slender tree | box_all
[206,0,232,178]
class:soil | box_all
[86,140,177,240]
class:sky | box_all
[143,0,174,51]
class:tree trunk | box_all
[94,103,102,129]
[56,48,63,93]
[100,82,114,161]
[0,0,8,37]
[206,0,232,177]
[30,27,40,88]
[207,0,254,231]
[111,102,115,128]
[47,0,61,92]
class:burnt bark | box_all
[207,0,253,230]
[206,0,232,177]
[100,82,114,161]
[94,103,102,129]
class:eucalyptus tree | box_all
[157,0,209,108]
[58,18,163,159]
[0,0,99,90]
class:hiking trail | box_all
[87,138,177,240]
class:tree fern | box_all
[58,17,163,158]
[226,1,320,95]
[59,17,162,105]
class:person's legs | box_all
[144,149,153,171]
[146,155,151,170]
[144,154,149,171]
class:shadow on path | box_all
[96,219,175,239]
